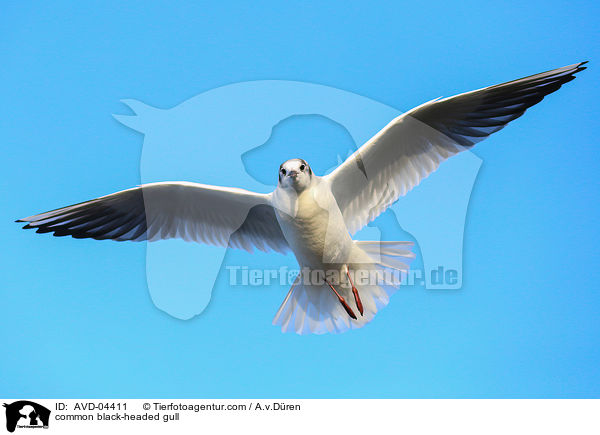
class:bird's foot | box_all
[345,265,364,316]
[326,280,357,320]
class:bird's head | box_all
[278,158,313,192]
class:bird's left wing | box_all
[17,181,290,254]
[325,62,587,234]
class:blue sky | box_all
[1,0,599,398]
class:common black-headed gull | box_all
[17,62,587,334]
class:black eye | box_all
[300,164,305,171]
[280,168,286,175]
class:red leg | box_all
[326,280,357,320]
[346,266,364,316]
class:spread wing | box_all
[325,62,587,234]
[17,181,289,254]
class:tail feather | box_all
[272,240,415,334]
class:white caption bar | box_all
[0,399,597,434]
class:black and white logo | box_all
[3,401,50,433]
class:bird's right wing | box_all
[17,181,290,254]
[325,62,587,234]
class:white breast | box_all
[272,178,354,268]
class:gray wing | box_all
[17,181,289,254]
[325,62,587,234]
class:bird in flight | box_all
[17,62,587,334]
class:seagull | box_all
[17,62,587,334]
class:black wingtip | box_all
[575,60,588,72]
